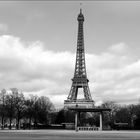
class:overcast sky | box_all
[0,1,140,108]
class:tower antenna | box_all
[80,3,82,13]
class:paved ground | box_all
[0,130,140,140]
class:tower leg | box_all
[75,112,78,132]
[78,112,81,126]
[99,112,103,131]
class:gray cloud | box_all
[0,35,140,108]
[0,23,8,33]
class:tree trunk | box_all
[17,119,20,130]
[16,118,20,130]
[29,117,32,130]
[9,117,12,130]
[16,112,21,130]
[34,119,37,129]
[1,114,4,129]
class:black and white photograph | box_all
[0,0,140,139]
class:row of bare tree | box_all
[0,88,55,129]
[100,101,140,129]
[1,88,140,130]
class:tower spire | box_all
[80,3,82,13]
[80,8,82,14]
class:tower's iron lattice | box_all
[65,9,94,106]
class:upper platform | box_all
[77,9,84,22]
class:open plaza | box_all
[0,130,140,140]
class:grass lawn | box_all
[0,130,140,140]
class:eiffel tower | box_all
[64,9,94,108]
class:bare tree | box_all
[24,95,55,129]
[24,94,37,129]
[0,89,6,129]
[5,91,16,129]
[37,96,55,125]
[101,101,120,128]
[13,89,26,129]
